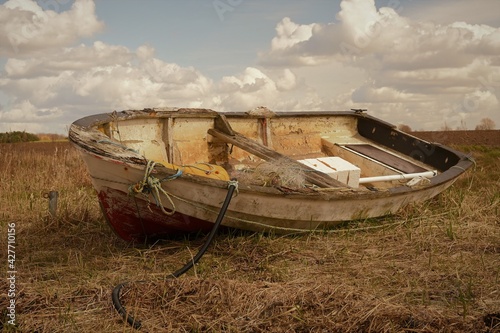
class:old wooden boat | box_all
[69,108,473,242]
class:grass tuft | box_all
[0,142,499,332]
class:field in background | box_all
[413,130,500,147]
[0,138,499,332]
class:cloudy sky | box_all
[0,0,499,134]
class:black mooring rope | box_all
[111,181,238,329]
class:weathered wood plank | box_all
[207,128,345,188]
[344,144,426,173]
[213,114,234,136]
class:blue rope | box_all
[160,168,183,182]
[129,161,183,216]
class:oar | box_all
[208,127,345,188]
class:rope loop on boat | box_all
[228,179,239,197]
[129,160,180,216]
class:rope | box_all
[181,162,215,174]
[112,181,238,329]
[227,179,239,196]
[129,160,182,216]
[451,153,476,173]
[406,176,431,187]
[464,153,476,164]
[450,165,467,172]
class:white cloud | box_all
[271,17,317,51]
[0,34,314,133]
[257,0,500,129]
[275,68,297,91]
[4,41,132,78]
[0,0,104,56]
[406,0,500,27]
[0,100,62,122]
[211,67,328,112]
[1,42,214,110]
[352,85,419,103]
[214,67,279,110]
[0,0,499,134]
[0,0,216,133]
[260,18,345,67]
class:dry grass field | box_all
[0,139,499,332]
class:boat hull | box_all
[97,187,214,242]
[70,108,473,242]
[82,150,457,242]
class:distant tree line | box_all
[0,131,40,143]
[475,118,496,130]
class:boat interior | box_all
[92,109,457,191]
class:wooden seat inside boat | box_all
[322,137,428,171]
[342,144,426,174]
[320,137,434,188]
